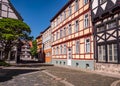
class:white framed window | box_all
[85,38,90,53]
[98,45,106,62]
[84,13,89,28]
[56,32,58,40]
[75,0,79,11]
[64,44,67,54]
[60,45,63,54]
[56,46,59,55]
[68,5,72,16]
[63,27,66,37]
[75,20,79,32]
[84,0,88,5]
[107,44,118,62]
[64,11,66,20]
[75,40,80,54]
[60,29,63,38]
[68,24,72,35]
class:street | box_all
[0,65,120,86]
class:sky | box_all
[11,0,68,39]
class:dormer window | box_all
[100,0,107,4]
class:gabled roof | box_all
[9,0,23,21]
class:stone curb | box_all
[42,70,74,86]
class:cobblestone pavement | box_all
[0,66,120,86]
[0,69,64,86]
[40,66,120,86]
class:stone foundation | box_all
[95,63,120,74]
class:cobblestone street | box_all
[0,66,120,86]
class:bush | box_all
[0,60,11,67]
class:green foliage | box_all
[0,18,31,41]
[0,60,11,67]
[0,18,32,60]
[30,40,37,57]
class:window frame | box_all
[75,0,79,12]
[75,20,79,32]
[75,40,80,54]
[85,38,90,53]
[84,13,89,28]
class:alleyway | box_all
[0,65,120,86]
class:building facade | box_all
[42,26,52,63]
[91,0,120,73]
[20,41,32,61]
[51,0,94,70]
[36,33,45,62]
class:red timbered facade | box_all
[51,0,94,70]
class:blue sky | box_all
[11,0,68,38]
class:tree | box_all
[0,18,32,60]
[30,40,37,58]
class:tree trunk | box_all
[8,51,11,63]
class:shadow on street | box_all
[0,68,42,82]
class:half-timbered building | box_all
[91,0,120,73]
[51,0,94,70]
[0,0,23,60]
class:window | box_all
[60,29,63,38]
[60,14,62,22]
[107,44,118,62]
[98,45,106,62]
[64,11,66,20]
[53,48,55,55]
[97,25,105,32]
[68,5,72,16]
[84,0,88,5]
[68,24,72,35]
[64,44,67,54]
[84,14,89,28]
[75,0,79,11]
[75,20,79,32]
[107,21,117,29]
[100,0,107,4]
[63,27,66,37]
[60,45,63,54]
[85,38,90,53]
[76,40,80,54]
[56,46,59,55]
[53,34,55,41]
[56,32,58,40]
